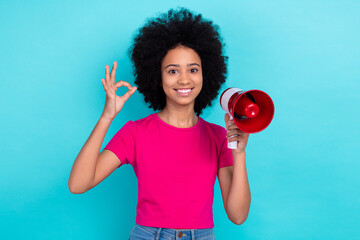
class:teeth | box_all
[177,89,192,93]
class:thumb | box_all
[224,113,230,123]
[130,86,137,95]
[121,87,136,101]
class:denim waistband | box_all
[133,223,215,240]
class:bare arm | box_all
[68,116,119,193]
[68,61,137,194]
[220,113,251,224]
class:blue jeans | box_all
[129,223,215,240]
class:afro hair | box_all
[128,7,228,116]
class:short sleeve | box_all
[217,127,234,169]
[104,121,137,168]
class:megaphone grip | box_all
[227,115,238,149]
[228,140,238,149]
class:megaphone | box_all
[220,87,275,149]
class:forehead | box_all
[161,45,201,66]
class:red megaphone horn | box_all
[220,87,275,149]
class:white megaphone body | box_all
[220,88,275,149]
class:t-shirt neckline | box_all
[154,112,202,131]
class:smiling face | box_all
[160,45,203,110]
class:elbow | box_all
[228,198,251,225]
[68,184,80,194]
[227,208,250,225]
[69,188,84,194]
[68,181,87,194]
[232,214,249,225]
[69,186,86,194]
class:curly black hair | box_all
[128,7,228,116]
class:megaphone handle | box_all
[228,114,238,149]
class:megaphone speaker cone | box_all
[232,90,274,133]
[234,94,259,118]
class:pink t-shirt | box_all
[104,113,233,229]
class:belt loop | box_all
[155,227,162,240]
[191,229,195,240]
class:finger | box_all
[105,65,110,83]
[227,127,246,137]
[228,132,249,141]
[227,123,240,131]
[105,65,114,90]
[130,86,137,93]
[227,134,239,142]
[228,135,247,143]
[121,88,136,102]
[128,86,137,95]
[110,61,117,83]
[227,120,235,130]
[227,129,240,138]
[101,78,110,92]
[228,133,246,140]
[101,78,107,90]
[115,80,132,90]
[101,78,114,95]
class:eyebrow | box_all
[164,63,201,69]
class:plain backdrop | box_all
[1,0,359,239]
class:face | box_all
[160,45,203,109]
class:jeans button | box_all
[178,232,183,238]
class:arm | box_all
[218,151,251,225]
[68,61,137,194]
[218,113,251,224]
[68,116,120,194]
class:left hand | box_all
[224,113,250,153]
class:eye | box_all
[190,68,198,73]
[168,69,178,74]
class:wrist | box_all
[232,151,246,165]
[232,150,246,157]
[100,114,114,123]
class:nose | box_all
[177,71,192,86]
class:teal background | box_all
[1,0,359,239]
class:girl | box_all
[69,7,250,240]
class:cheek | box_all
[160,75,170,88]
[161,81,174,95]
[197,77,203,88]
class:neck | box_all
[157,105,198,128]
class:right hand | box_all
[100,61,137,120]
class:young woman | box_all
[69,8,251,240]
